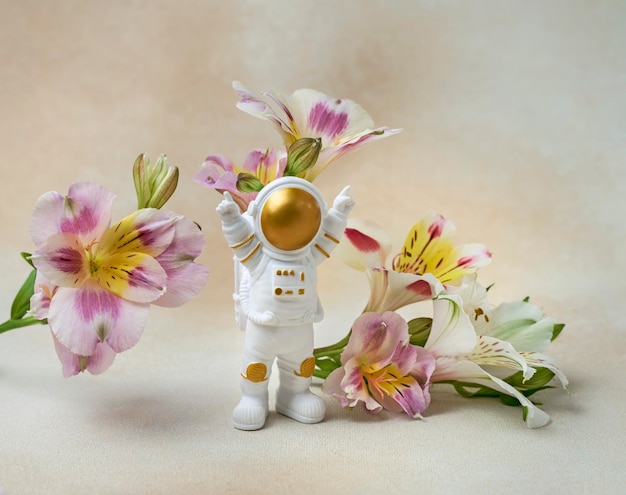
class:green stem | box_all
[0,316,47,335]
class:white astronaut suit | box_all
[217,177,354,430]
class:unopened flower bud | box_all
[285,137,321,177]
[236,172,265,193]
[133,153,179,209]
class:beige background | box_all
[1,1,624,494]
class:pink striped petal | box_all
[32,233,88,288]
[343,311,408,364]
[30,183,115,247]
[289,89,374,144]
[30,272,58,320]
[52,332,116,378]
[156,215,206,269]
[48,286,150,355]
[341,359,383,412]
[154,261,209,307]
[233,81,297,140]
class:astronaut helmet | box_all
[250,176,326,256]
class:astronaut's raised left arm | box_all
[312,185,355,265]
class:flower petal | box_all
[156,214,206,269]
[434,360,551,428]
[520,352,569,390]
[241,148,287,185]
[335,218,392,271]
[425,293,477,359]
[52,332,116,378]
[32,233,88,288]
[476,301,554,353]
[372,372,431,418]
[342,311,408,364]
[30,183,115,247]
[194,158,257,211]
[48,286,150,355]
[340,358,383,412]
[305,127,401,181]
[95,251,167,302]
[289,89,374,144]
[393,212,492,284]
[446,273,493,323]
[364,269,442,313]
[98,208,176,258]
[154,261,209,307]
[469,335,534,381]
[29,272,57,320]
[233,81,297,141]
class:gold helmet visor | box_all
[259,186,322,251]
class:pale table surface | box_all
[1,1,624,494]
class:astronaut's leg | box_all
[275,325,325,424]
[233,323,274,431]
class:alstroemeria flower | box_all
[233,81,400,181]
[473,299,569,388]
[194,148,286,211]
[392,211,492,284]
[335,214,491,313]
[323,311,436,418]
[29,182,209,376]
[424,294,562,428]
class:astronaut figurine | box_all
[216,177,355,430]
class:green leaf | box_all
[10,269,37,320]
[21,252,35,268]
[551,323,565,341]
[313,368,332,380]
[315,358,340,372]
[522,296,530,302]
[448,381,501,399]
[505,367,555,390]
[236,173,265,193]
[407,317,432,347]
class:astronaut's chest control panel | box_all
[272,265,309,298]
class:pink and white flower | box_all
[322,311,436,418]
[194,148,287,211]
[29,182,209,377]
[233,81,400,181]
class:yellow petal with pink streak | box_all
[98,209,176,258]
[94,251,167,303]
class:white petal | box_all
[435,360,551,428]
[425,293,477,358]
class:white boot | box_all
[233,378,269,431]
[276,363,325,424]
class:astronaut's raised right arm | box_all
[216,192,262,268]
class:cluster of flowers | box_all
[1,81,567,427]
[195,82,568,428]
[0,155,209,376]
